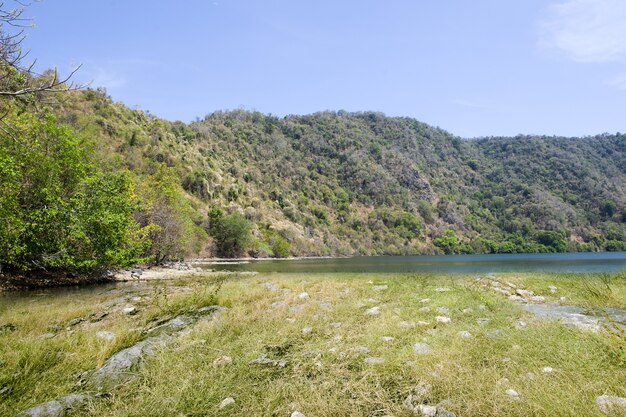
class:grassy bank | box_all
[1,272,625,416]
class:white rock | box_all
[415,404,437,417]
[435,316,451,323]
[213,356,233,366]
[413,343,433,354]
[478,304,487,310]
[530,295,546,302]
[476,317,490,325]
[372,285,388,291]
[291,412,307,417]
[122,306,137,315]
[458,330,472,338]
[399,321,416,328]
[302,326,313,335]
[436,307,450,314]
[548,285,557,294]
[219,397,235,408]
[435,287,450,292]
[96,331,115,341]
[506,389,521,399]
[542,367,555,373]
[516,289,534,297]
[364,357,385,364]
[381,336,395,342]
[285,318,296,323]
[418,307,431,313]
[364,306,381,316]
[298,292,310,300]
[596,395,626,415]
[330,322,342,328]
[419,298,431,303]
[462,308,473,314]
[352,346,370,354]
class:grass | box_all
[1,271,625,416]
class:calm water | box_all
[201,252,626,274]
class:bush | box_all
[208,209,252,257]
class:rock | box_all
[506,389,521,399]
[213,356,233,366]
[352,346,371,354]
[414,404,437,416]
[131,296,142,302]
[219,397,235,409]
[130,268,143,279]
[462,308,473,314]
[403,381,433,411]
[413,343,433,354]
[542,367,555,373]
[302,326,313,335]
[68,317,84,326]
[122,306,137,315]
[435,316,451,323]
[419,298,431,303]
[399,321,416,328]
[515,320,528,329]
[478,304,487,310]
[298,292,310,300]
[373,285,388,291]
[364,357,385,364]
[262,282,278,291]
[435,287,450,292]
[270,301,285,309]
[96,331,115,342]
[476,318,490,325]
[485,329,505,338]
[596,395,626,415]
[289,304,305,313]
[18,394,89,417]
[548,285,557,294]
[249,354,288,367]
[516,289,534,298]
[418,307,431,313]
[364,306,381,316]
[318,302,332,310]
[417,321,430,326]
[291,412,307,417]
[530,296,546,302]
[381,336,395,342]
[330,322,342,328]
[285,318,296,324]
[458,331,472,338]
[91,309,222,392]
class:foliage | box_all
[434,229,460,254]
[207,208,252,257]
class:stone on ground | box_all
[596,395,626,415]
[96,331,115,341]
[435,316,451,323]
[364,357,385,364]
[372,285,388,291]
[364,306,381,316]
[413,343,433,354]
[219,397,235,409]
[213,356,233,367]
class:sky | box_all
[18,0,626,137]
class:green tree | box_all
[433,229,459,254]
[208,210,252,257]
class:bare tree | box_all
[0,1,83,98]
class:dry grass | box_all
[1,272,625,416]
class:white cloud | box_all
[606,72,626,89]
[540,0,626,63]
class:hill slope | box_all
[55,90,626,257]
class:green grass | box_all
[1,272,625,416]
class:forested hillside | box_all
[1,85,625,273]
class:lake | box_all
[200,252,626,274]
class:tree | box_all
[207,209,251,258]
[1,1,82,99]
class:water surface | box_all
[201,252,626,274]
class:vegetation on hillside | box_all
[1,73,625,273]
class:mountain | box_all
[1,88,625,272]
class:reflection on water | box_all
[201,252,626,274]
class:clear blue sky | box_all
[22,0,626,137]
